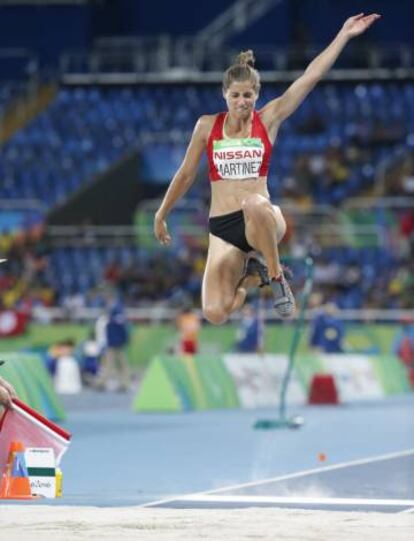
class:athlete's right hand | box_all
[154,213,172,246]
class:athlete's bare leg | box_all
[242,195,286,280]
[202,234,260,325]
[242,196,295,318]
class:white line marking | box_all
[203,448,414,496]
[179,495,414,507]
[139,448,414,509]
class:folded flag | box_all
[0,399,71,474]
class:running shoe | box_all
[242,255,296,317]
[242,255,270,287]
[270,271,296,318]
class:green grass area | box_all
[0,322,399,368]
[0,323,91,352]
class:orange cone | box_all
[0,440,37,500]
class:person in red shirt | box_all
[176,307,201,355]
[154,14,380,325]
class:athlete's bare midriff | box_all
[209,176,270,217]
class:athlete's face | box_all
[223,81,258,118]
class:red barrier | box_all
[308,373,339,405]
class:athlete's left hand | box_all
[154,213,172,246]
[340,13,381,39]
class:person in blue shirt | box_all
[235,303,264,353]
[80,330,103,381]
[95,302,131,392]
[309,302,345,353]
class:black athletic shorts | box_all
[208,210,253,253]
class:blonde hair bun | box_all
[222,49,260,92]
[235,50,255,68]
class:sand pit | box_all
[1,505,413,541]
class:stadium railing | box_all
[36,196,413,323]
[60,39,414,85]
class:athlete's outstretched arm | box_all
[261,13,381,128]
[154,116,210,246]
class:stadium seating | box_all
[0,83,413,206]
[0,82,413,310]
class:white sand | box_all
[1,505,413,541]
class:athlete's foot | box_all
[240,255,296,317]
[270,271,296,319]
[241,255,270,288]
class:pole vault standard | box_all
[254,256,314,430]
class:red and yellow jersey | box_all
[207,111,272,182]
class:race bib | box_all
[213,138,264,180]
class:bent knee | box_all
[203,305,229,326]
[242,194,270,219]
